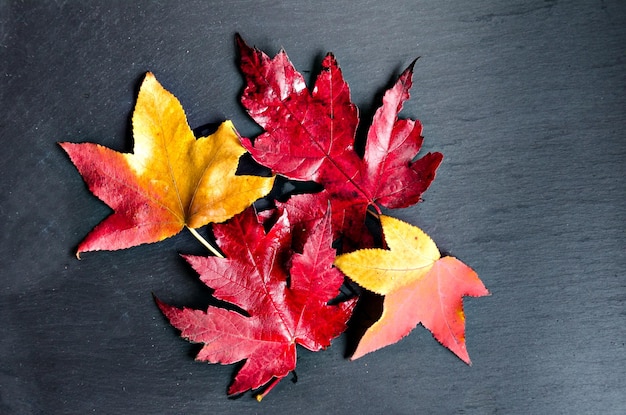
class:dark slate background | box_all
[1,1,624,414]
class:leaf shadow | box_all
[343,290,384,358]
[192,121,221,138]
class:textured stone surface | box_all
[1,1,624,413]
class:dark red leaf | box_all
[157,207,355,396]
[236,35,443,247]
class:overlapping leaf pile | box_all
[61,35,489,400]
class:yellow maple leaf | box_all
[334,215,440,295]
[61,73,275,255]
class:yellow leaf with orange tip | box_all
[334,215,440,295]
[60,73,275,254]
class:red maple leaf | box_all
[156,207,355,398]
[237,35,443,247]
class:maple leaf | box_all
[60,73,275,254]
[334,215,489,363]
[236,35,443,247]
[156,207,355,397]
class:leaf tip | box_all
[235,32,253,55]
[152,293,164,309]
[142,71,157,86]
[75,242,93,259]
[152,294,177,319]
[234,32,244,46]
[458,350,472,366]
[348,352,362,361]
[58,141,77,159]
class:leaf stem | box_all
[366,206,380,220]
[186,227,224,258]
[255,378,281,402]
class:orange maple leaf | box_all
[60,73,275,255]
[334,215,489,363]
